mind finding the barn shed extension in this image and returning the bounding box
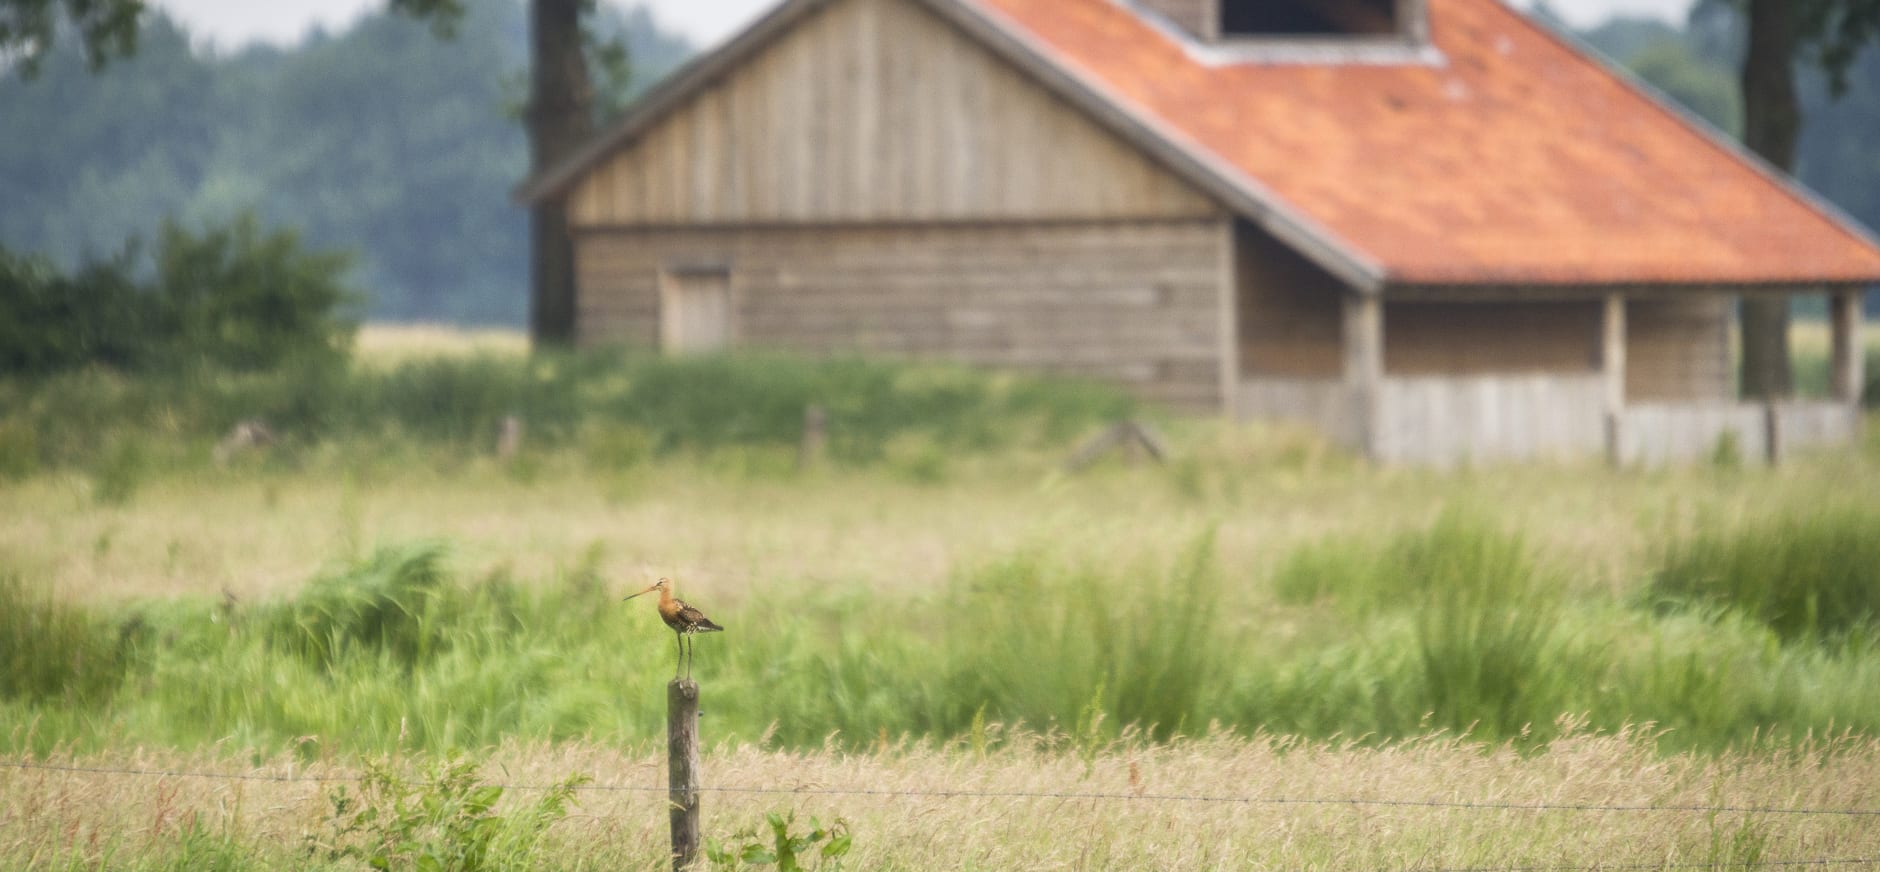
[519,0,1880,464]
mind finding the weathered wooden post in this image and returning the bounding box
[667,678,702,870]
[1602,293,1627,466]
[799,404,827,469]
[668,678,701,869]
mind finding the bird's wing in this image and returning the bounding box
[675,600,724,632]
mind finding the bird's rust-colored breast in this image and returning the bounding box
[661,598,723,633]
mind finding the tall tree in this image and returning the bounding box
[526,0,592,346]
[1733,0,1880,398]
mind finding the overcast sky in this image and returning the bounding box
[149,0,1698,52]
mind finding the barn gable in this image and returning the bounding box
[565,0,1219,227]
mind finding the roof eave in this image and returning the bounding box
[1514,7,1880,258]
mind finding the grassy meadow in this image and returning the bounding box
[3,324,1880,869]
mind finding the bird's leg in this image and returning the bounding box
[673,632,684,680]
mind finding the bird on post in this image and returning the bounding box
[624,577,724,680]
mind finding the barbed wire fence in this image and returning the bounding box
[6,758,1880,871]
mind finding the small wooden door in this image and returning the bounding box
[659,266,732,353]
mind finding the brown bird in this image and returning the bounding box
[624,577,724,679]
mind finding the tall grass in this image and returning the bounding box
[0,351,1134,481]
[7,505,1880,758]
[0,573,132,706]
[1651,505,1880,643]
[1264,512,1570,744]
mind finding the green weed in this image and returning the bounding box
[313,756,588,872]
[708,811,853,872]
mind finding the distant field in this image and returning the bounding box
[3,327,1879,870]
[353,322,528,363]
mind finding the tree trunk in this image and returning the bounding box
[1738,0,1799,399]
[527,0,593,347]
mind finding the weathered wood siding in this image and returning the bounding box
[1241,373,1607,464]
[1625,297,1731,401]
[1384,301,1599,375]
[1235,222,1345,378]
[1237,377,1358,444]
[1618,401,1856,466]
[567,0,1217,227]
[575,220,1232,408]
[1375,374,1606,464]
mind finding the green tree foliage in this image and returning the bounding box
[0,214,356,376]
[1581,16,1743,134]
[0,0,142,75]
[0,0,689,325]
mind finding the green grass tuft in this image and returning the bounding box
[1651,504,1880,644]
[0,573,133,705]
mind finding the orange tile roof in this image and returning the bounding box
[966,0,1880,287]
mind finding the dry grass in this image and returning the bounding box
[351,323,527,366]
[2,429,1868,607]
[5,724,1878,869]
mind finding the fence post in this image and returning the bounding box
[668,678,701,870]
[1762,400,1783,466]
[799,404,827,469]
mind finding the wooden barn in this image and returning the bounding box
[518,0,1880,464]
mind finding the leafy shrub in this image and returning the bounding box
[149,214,356,372]
[316,756,588,872]
[0,213,355,378]
[708,811,853,871]
[1652,505,1880,644]
[0,247,153,375]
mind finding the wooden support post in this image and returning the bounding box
[1764,400,1783,466]
[668,679,701,870]
[799,404,827,470]
[1602,293,1627,465]
[1343,292,1383,459]
[1831,290,1866,405]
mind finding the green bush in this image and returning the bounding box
[1651,505,1880,644]
[0,213,355,378]
[149,214,356,372]
[0,247,153,374]
[316,757,588,872]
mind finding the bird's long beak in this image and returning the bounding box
[623,585,658,601]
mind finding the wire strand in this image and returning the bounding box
[7,759,1879,818]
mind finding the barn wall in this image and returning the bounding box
[1625,297,1731,401]
[1384,301,1600,375]
[1235,222,1346,378]
[574,219,1232,409]
[567,0,1217,227]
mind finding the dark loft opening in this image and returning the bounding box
[1220,0,1400,37]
